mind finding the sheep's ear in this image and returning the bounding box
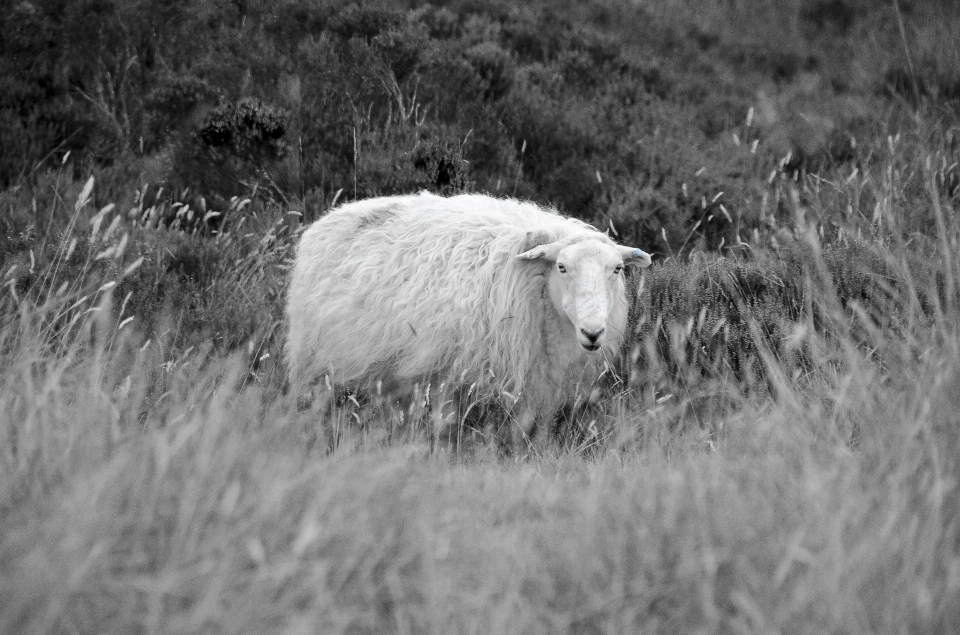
[617,245,652,268]
[516,230,563,262]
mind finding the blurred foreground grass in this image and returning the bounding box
[1,338,958,633]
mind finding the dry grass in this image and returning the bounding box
[2,160,960,634]
[4,1,960,632]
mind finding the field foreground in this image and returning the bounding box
[1,283,959,634]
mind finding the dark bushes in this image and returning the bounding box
[171,98,289,212]
[2,0,942,253]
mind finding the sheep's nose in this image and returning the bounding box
[580,327,604,344]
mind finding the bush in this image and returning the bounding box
[143,74,223,153]
[172,98,289,209]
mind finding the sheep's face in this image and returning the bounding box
[518,236,651,352]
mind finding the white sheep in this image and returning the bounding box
[285,192,651,446]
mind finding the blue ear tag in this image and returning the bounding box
[632,248,645,258]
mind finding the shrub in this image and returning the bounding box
[198,99,287,164]
[464,41,515,101]
[143,74,223,153]
[172,98,289,210]
[411,138,471,192]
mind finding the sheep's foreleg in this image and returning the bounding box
[511,407,538,452]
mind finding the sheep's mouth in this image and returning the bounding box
[581,342,601,352]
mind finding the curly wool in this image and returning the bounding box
[285,192,630,428]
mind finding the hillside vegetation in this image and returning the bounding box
[2,0,960,633]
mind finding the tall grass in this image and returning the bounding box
[3,0,960,630]
[2,130,960,634]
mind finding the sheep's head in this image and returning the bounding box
[517,231,651,352]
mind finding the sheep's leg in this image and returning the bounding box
[296,384,334,453]
[289,366,346,449]
[511,389,563,453]
[287,364,311,412]
[429,381,461,450]
[511,408,538,452]
[445,386,465,447]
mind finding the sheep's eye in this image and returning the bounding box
[557,263,567,273]
[614,265,623,275]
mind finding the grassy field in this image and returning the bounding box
[2,164,960,634]
[3,0,960,633]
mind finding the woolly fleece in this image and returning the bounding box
[285,192,641,438]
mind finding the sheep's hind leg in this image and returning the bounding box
[289,382,336,453]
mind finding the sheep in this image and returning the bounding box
[285,191,651,446]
